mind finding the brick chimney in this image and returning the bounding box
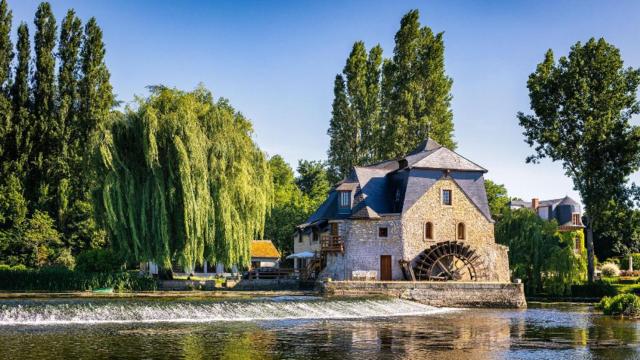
[531,198,539,210]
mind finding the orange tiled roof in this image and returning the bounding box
[251,240,280,259]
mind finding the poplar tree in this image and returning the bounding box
[327,74,354,179]
[379,9,454,158]
[327,42,383,179]
[58,9,82,164]
[0,0,12,168]
[10,23,29,173]
[31,2,57,209]
[328,10,455,178]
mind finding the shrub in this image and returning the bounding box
[597,294,640,317]
[571,280,618,298]
[601,262,620,277]
[76,248,125,273]
[0,267,157,292]
[620,253,640,271]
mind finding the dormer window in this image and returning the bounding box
[339,191,351,209]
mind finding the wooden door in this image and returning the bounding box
[380,255,392,281]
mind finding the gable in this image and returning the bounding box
[403,175,493,223]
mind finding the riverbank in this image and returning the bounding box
[0,289,318,300]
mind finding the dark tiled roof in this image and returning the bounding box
[299,138,493,226]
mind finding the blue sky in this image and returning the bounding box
[8,1,640,203]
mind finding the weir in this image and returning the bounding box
[0,297,454,326]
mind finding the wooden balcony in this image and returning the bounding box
[321,235,344,253]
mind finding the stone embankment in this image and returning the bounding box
[321,281,527,308]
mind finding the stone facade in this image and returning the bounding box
[321,177,510,282]
[323,216,404,280]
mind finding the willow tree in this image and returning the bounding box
[94,87,273,270]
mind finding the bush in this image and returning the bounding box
[601,262,620,277]
[0,267,157,292]
[76,248,125,273]
[597,294,640,317]
[571,280,618,298]
[620,253,640,271]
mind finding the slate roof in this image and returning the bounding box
[298,139,494,228]
[251,240,280,259]
[511,196,581,213]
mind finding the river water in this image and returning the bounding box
[0,296,638,359]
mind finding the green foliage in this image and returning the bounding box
[328,9,454,179]
[0,2,113,268]
[571,280,618,298]
[484,179,509,221]
[296,159,330,208]
[496,208,586,296]
[597,294,640,317]
[518,38,640,267]
[75,248,124,273]
[0,267,157,292]
[620,253,640,270]
[94,86,273,270]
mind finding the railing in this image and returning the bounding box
[246,267,294,280]
[321,235,344,253]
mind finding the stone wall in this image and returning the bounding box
[322,280,526,308]
[322,216,404,281]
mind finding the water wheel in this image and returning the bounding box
[413,241,484,281]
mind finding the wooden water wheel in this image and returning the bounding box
[413,241,484,281]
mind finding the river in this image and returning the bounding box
[0,296,638,359]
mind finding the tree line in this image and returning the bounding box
[0,1,112,268]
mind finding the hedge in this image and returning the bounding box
[570,280,618,298]
[0,267,157,292]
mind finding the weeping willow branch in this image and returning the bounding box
[94,86,273,269]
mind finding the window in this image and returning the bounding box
[312,230,319,242]
[298,233,302,243]
[442,189,452,205]
[378,227,388,238]
[572,213,581,225]
[339,191,351,209]
[425,222,433,240]
[457,223,465,240]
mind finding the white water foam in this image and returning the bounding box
[0,298,455,326]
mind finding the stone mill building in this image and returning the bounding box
[293,139,511,282]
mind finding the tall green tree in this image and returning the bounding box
[379,9,455,158]
[58,9,82,165]
[327,74,353,180]
[328,10,455,180]
[31,1,57,210]
[517,38,640,282]
[328,42,383,180]
[9,23,30,174]
[0,0,12,168]
[94,86,273,271]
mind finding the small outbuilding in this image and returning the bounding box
[250,240,281,269]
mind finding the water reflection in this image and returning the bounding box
[0,302,638,359]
